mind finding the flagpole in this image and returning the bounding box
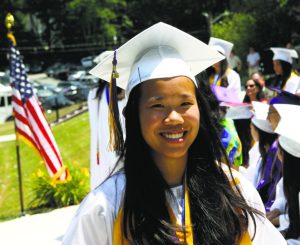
[6,12,25,217]
[14,120,25,216]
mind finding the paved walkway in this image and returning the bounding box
[0,134,15,143]
[0,205,78,245]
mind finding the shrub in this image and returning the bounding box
[30,161,89,209]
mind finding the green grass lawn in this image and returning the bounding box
[0,108,90,221]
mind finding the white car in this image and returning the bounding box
[0,85,13,124]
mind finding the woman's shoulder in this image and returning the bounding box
[76,171,126,218]
[221,163,265,211]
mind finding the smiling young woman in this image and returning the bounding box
[62,22,286,245]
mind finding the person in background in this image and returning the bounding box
[277,136,300,244]
[228,50,242,74]
[266,91,300,233]
[88,51,126,190]
[247,46,261,76]
[251,72,266,90]
[208,37,241,97]
[243,78,267,103]
[271,47,300,95]
[247,115,282,211]
[62,22,285,245]
[208,84,243,167]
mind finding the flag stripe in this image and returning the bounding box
[23,105,59,175]
[26,97,63,166]
[17,127,39,150]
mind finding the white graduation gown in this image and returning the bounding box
[284,75,300,94]
[62,166,286,245]
[88,87,126,190]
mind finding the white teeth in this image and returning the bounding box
[162,132,184,139]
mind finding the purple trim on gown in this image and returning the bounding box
[256,140,282,211]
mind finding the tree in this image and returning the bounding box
[212,12,256,60]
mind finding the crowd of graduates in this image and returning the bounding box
[206,37,300,244]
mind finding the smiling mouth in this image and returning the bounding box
[161,132,186,139]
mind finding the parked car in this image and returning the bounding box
[68,70,86,81]
[41,92,74,110]
[56,81,90,102]
[0,85,13,123]
[81,56,95,68]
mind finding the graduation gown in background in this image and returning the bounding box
[88,87,126,190]
[62,165,286,245]
[210,68,242,98]
[283,72,300,94]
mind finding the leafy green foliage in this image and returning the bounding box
[29,161,89,208]
[212,12,256,59]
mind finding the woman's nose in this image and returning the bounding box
[164,110,184,125]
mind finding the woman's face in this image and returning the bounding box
[245,79,258,98]
[267,105,281,130]
[138,76,200,161]
[212,62,221,74]
[273,60,283,75]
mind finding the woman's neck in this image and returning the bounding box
[152,154,187,187]
[249,94,257,101]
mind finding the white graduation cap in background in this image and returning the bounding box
[251,115,274,134]
[251,101,274,133]
[209,37,234,60]
[225,103,253,119]
[273,104,300,144]
[252,101,269,120]
[271,47,298,64]
[279,136,300,158]
[90,22,225,96]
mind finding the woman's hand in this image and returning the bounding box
[266,209,281,227]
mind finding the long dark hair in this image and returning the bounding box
[280,146,300,239]
[217,58,229,87]
[243,79,266,103]
[208,59,229,87]
[253,124,277,178]
[121,81,261,244]
[274,60,292,89]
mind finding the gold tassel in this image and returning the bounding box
[108,50,124,154]
[7,31,16,46]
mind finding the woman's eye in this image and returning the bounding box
[151,104,164,108]
[181,102,192,106]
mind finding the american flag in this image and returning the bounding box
[9,44,69,182]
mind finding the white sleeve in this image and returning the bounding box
[227,69,241,93]
[229,169,287,244]
[270,178,287,213]
[284,76,300,94]
[287,237,300,245]
[62,174,125,245]
[62,192,114,245]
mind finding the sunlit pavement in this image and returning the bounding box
[0,205,78,245]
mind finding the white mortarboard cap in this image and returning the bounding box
[273,104,300,144]
[89,22,224,96]
[252,101,269,120]
[93,50,114,64]
[209,37,234,60]
[225,104,253,119]
[271,47,298,64]
[279,136,300,158]
[251,115,274,134]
